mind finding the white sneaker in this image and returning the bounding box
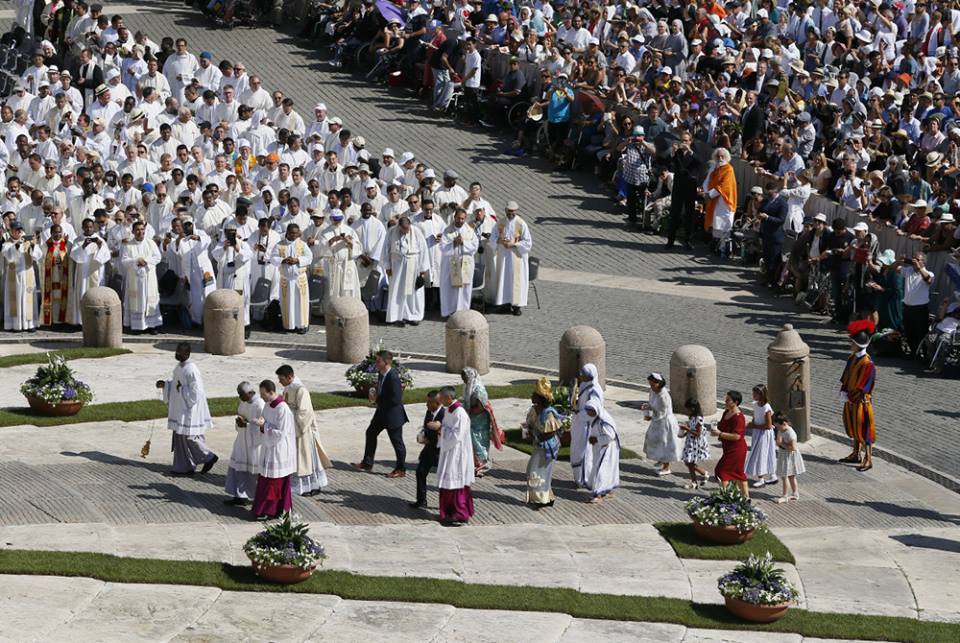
[657,468,672,476]
[751,479,766,488]
[767,476,778,484]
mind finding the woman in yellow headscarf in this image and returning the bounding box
[523,377,564,508]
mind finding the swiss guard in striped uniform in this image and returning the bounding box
[839,320,877,472]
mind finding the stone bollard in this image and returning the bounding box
[325,296,370,364]
[203,289,245,356]
[445,310,490,375]
[559,325,606,389]
[669,345,717,415]
[80,287,122,348]
[767,324,811,441]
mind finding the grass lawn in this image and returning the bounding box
[0,384,537,428]
[0,347,131,368]
[0,549,951,642]
[503,428,641,460]
[654,522,795,564]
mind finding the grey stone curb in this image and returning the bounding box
[5,333,958,494]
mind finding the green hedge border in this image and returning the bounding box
[655,522,796,564]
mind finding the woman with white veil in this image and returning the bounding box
[585,398,620,503]
[570,363,603,489]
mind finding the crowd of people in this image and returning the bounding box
[1,1,537,340]
[299,0,960,367]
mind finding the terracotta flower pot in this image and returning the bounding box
[25,395,83,417]
[724,596,790,623]
[692,519,755,545]
[250,559,315,584]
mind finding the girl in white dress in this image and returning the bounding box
[642,373,682,476]
[679,398,710,489]
[744,384,778,488]
[774,412,805,503]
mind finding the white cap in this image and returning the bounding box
[382,147,395,158]
[814,213,828,223]
[660,66,672,75]
[328,116,343,125]
[314,102,327,111]
[106,68,120,80]
[505,200,519,211]
[399,151,414,164]
[756,8,768,18]
[364,179,377,189]
[853,222,869,232]
[423,169,436,178]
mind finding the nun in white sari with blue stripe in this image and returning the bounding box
[570,363,603,489]
[585,399,620,502]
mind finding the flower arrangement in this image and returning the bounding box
[718,552,798,606]
[686,484,766,533]
[552,384,573,433]
[243,513,326,571]
[344,339,414,393]
[20,354,94,405]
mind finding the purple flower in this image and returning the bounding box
[62,386,77,400]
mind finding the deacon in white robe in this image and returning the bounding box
[489,204,533,313]
[269,223,312,332]
[2,226,42,331]
[381,217,430,325]
[471,206,498,304]
[224,381,264,504]
[252,380,297,519]
[436,387,476,525]
[439,208,479,317]
[277,366,332,497]
[412,207,446,289]
[120,224,163,331]
[210,225,254,328]
[157,343,217,475]
[320,210,361,301]
[352,203,387,311]
[67,223,111,325]
[585,399,621,501]
[302,212,328,313]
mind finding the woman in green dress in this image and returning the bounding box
[461,367,502,477]
[523,377,564,508]
[874,249,904,332]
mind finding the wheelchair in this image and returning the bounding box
[918,317,960,374]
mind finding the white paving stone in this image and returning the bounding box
[797,562,917,618]
[44,582,221,641]
[683,629,802,643]
[172,591,341,642]
[306,600,456,642]
[0,575,104,643]
[559,618,686,642]
[433,609,572,643]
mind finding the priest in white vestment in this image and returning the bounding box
[412,202,446,310]
[320,209,361,301]
[352,202,387,312]
[210,223,254,331]
[157,343,217,475]
[276,365,332,497]
[269,223,312,333]
[252,379,297,520]
[471,205,498,304]
[67,220,111,325]
[302,211,328,313]
[247,218,281,321]
[436,387,476,525]
[381,216,430,325]
[439,208,479,317]
[175,221,216,326]
[120,222,163,332]
[224,381,264,506]
[2,223,42,331]
[489,201,533,315]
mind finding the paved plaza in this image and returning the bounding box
[2,3,959,640]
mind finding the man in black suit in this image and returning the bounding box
[740,90,765,147]
[758,182,788,286]
[666,130,702,249]
[73,47,104,112]
[353,350,409,477]
[409,390,444,509]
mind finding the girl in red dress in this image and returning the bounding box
[711,390,749,499]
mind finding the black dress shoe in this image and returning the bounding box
[511,306,522,316]
[223,497,249,506]
[408,320,419,326]
[200,455,219,474]
[408,501,426,509]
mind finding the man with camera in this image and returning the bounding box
[2,221,43,332]
[211,222,254,337]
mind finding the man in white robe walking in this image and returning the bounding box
[489,201,533,316]
[439,207,479,317]
[276,364,331,497]
[436,386,476,526]
[120,222,163,332]
[252,378,297,520]
[156,343,217,476]
[381,216,430,326]
[224,381,264,506]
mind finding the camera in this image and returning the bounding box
[225,229,237,244]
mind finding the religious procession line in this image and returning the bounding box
[0,549,953,643]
